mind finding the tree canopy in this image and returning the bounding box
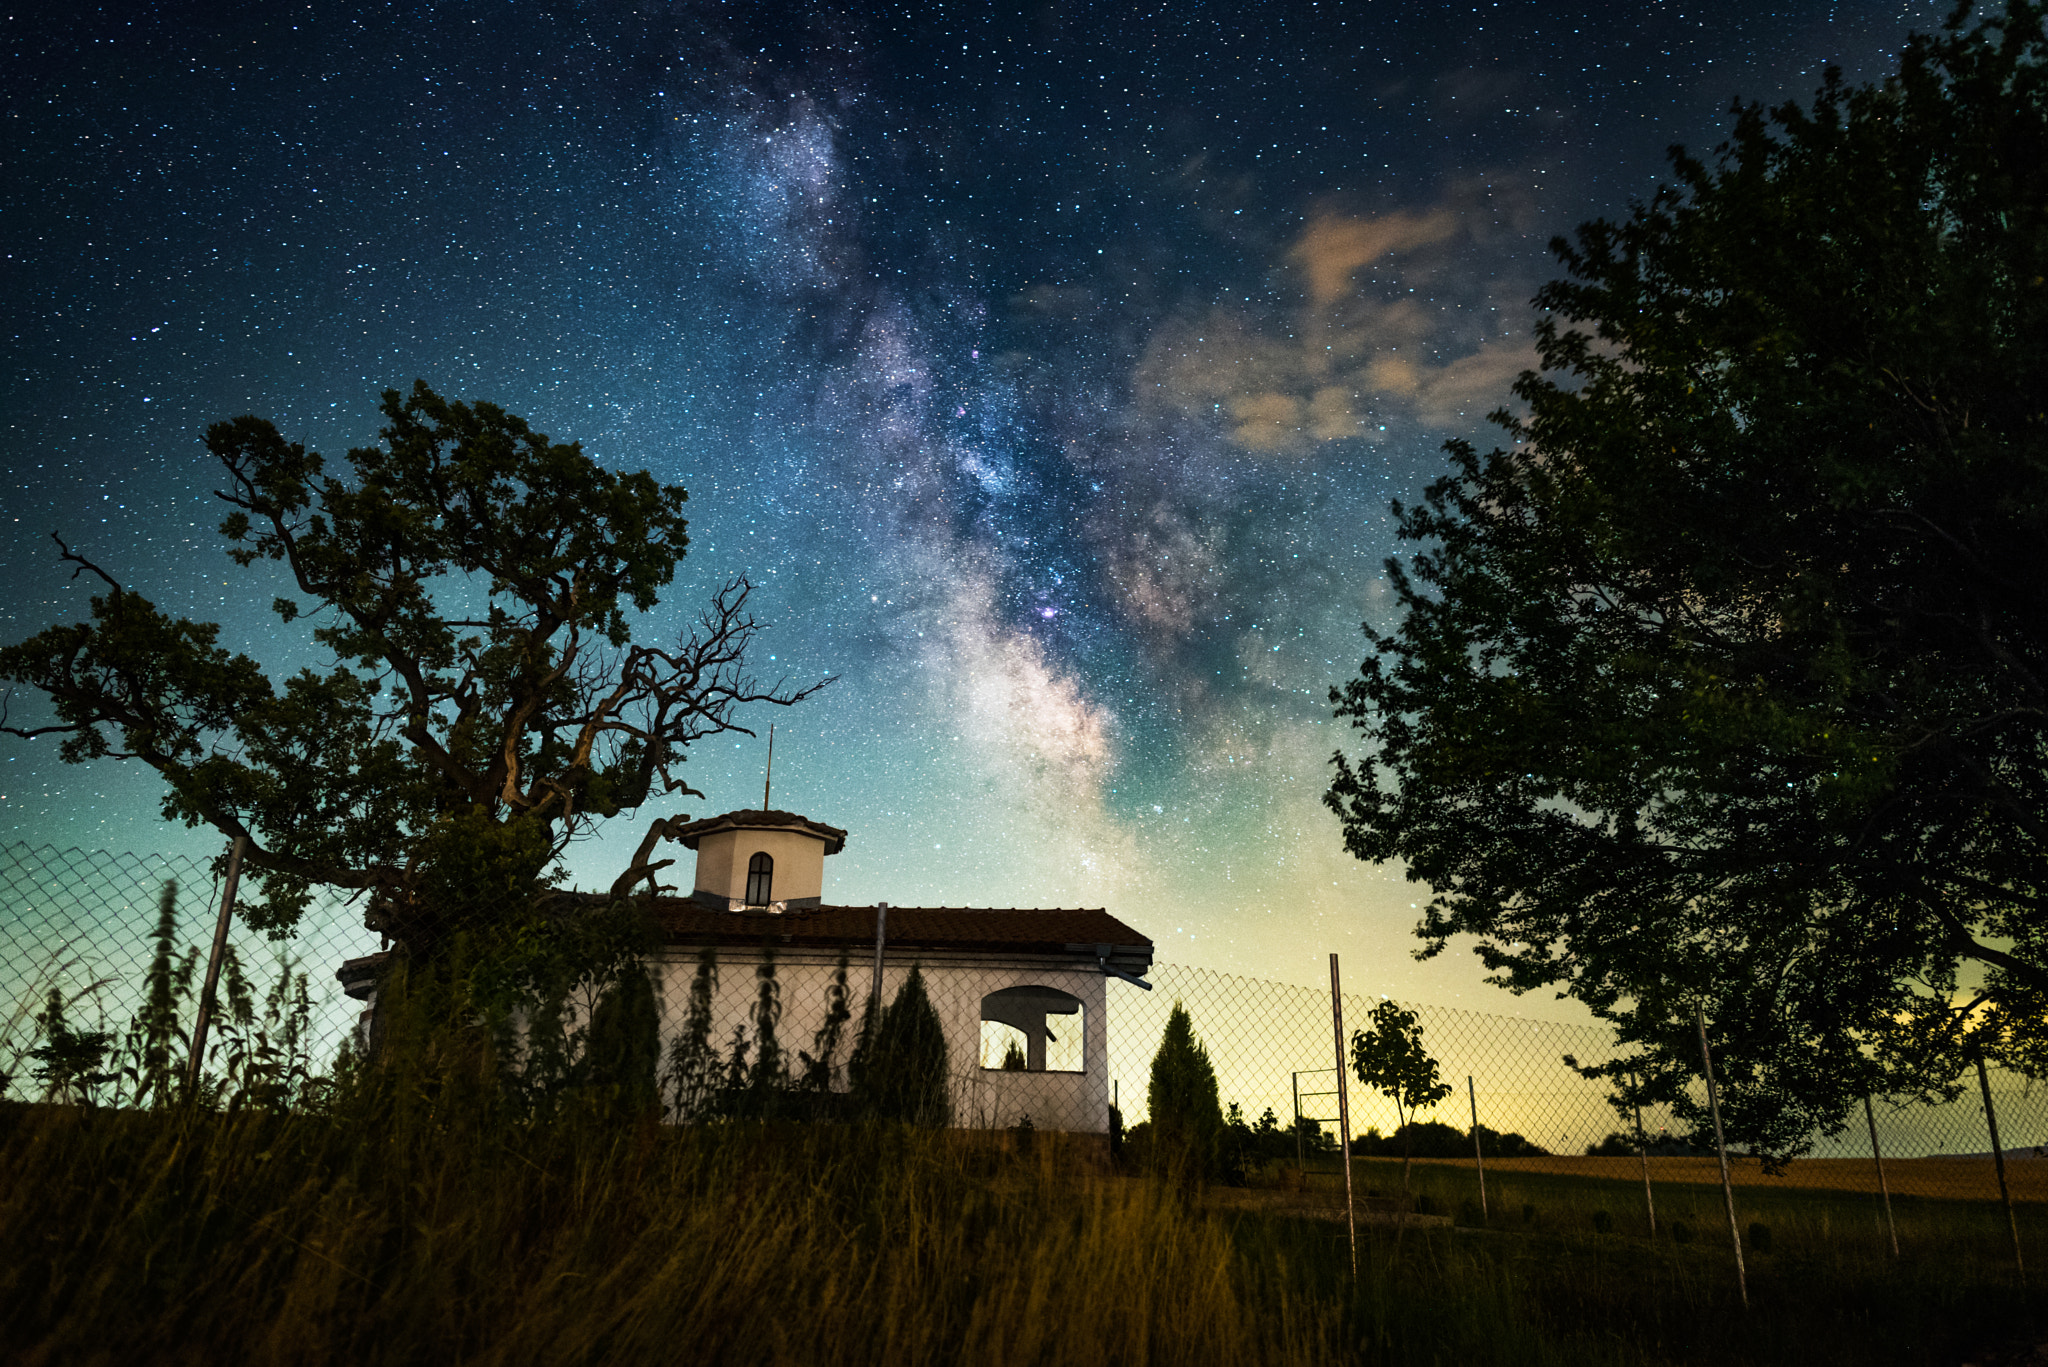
[1,383,824,949]
[1326,2,2048,1159]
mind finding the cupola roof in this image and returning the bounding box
[666,808,848,855]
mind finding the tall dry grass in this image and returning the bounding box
[9,1093,2041,1367]
[0,1097,1372,1367]
[3,976,2039,1367]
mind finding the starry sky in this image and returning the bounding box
[1,0,1943,1012]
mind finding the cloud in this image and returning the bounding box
[1289,209,1460,306]
[1129,192,1538,454]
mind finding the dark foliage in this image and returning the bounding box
[851,965,951,1126]
[1146,1001,1224,1183]
[0,383,825,955]
[1351,1121,1549,1159]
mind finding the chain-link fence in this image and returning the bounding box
[4,841,2042,1247]
[1110,963,2047,1211]
[0,843,380,1103]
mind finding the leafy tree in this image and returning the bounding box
[1471,1123,1549,1159]
[1348,1001,1452,1188]
[1586,1132,1641,1158]
[1146,1001,1223,1183]
[1352,1122,1549,1159]
[1327,1,2048,1161]
[1290,1113,1338,1159]
[1251,1104,1287,1161]
[579,964,662,1117]
[0,382,825,954]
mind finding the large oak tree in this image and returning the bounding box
[1327,3,2048,1158]
[1,383,824,952]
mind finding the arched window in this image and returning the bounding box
[745,851,774,905]
[980,985,1083,1072]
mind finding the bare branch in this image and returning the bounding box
[51,533,125,593]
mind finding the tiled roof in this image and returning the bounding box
[333,902,1153,996]
[646,900,1152,961]
[666,808,849,854]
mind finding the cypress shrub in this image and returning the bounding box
[1147,1001,1223,1183]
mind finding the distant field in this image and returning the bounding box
[1400,1153,2048,1202]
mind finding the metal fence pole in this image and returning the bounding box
[1468,1074,1487,1221]
[185,836,247,1094]
[1863,1093,1898,1257]
[1695,1003,1749,1309]
[1329,954,1357,1279]
[1976,1055,2025,1277]
[1292,1071,1305,1172]
[1633,1083,1657,1237]
[869,902,889,1013]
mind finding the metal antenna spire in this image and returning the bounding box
[763,723,774,810]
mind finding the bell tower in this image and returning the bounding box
[670,809,847,912]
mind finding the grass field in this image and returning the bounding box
[4,1094,2043,1367]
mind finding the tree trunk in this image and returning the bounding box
[1398,1097,1412,1191]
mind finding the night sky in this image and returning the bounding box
[1,0,1939,1010]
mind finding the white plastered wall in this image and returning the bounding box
[650,946,1112,1133]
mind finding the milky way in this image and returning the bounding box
[0,0,1940,1009]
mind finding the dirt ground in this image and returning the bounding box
[1390,1153,2048,1203]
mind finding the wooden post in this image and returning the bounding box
[186,836,247,1094]
[1695,1004,1749,1309]
[1633,1081,1657,1237]
[1863,1094,1898,1257]
[1976,1056,2025,1277]
[1468,1075,1487,1221]
[1329,954,1358,1279]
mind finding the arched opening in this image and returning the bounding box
[745,851,773,905]
[979,985,1083,1072]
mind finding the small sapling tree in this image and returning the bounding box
[1349,1000,1452,1190]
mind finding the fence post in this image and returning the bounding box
[1329,954,1358,1279]
[1633,1081,1657,1237]
[1976,1056,2025,1278]
[1468,1074,1487,1222]
[1292,1071,1305,1172]
[1694,1003,1749,1309]
[869,902,889,1013]
[185,835,247,1095]
[1863,1094,1898,1257]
